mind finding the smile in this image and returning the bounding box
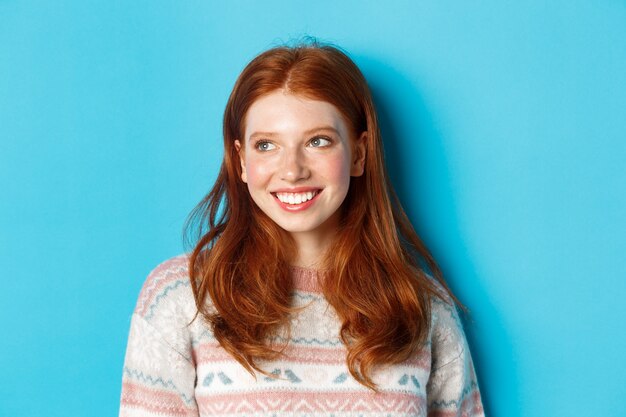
[275,190,318,205]
[271,189,322,211]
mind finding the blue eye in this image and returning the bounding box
[255,141,276,151]
[309,137,332,148]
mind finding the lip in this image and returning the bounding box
[270,186,321,193]
[271,188,322,212]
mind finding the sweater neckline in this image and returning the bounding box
[289,265,323,293]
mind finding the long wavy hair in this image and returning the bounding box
[185,42,455,390]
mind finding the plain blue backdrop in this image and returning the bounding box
[1,1,625,416]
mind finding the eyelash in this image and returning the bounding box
[308,136,332,147]
[254,140,275,152]
[253,136,333,152]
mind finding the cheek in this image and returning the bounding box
[320,153,352,186]
[244,157,271,186]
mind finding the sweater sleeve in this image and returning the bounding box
[426,299,484,417]
[119,256,199,417]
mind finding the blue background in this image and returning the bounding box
[1,1,625,416]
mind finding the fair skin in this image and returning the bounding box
[235,90,366,268]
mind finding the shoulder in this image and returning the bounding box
[426,278,468,371]
[123,254,199,377]
[133,254,196,325]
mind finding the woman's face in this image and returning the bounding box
[235,90,366,244]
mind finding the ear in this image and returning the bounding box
[350,131,367,177]
[234,140,247,183]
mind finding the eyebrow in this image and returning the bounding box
[248,126,341,140]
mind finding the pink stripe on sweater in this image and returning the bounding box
[121,381,196,416]
[196,390,425,415]
[194,342,431,369]
[194,342,348,365]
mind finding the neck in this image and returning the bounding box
[289,228,337,268]
[287,209,341,268]
[290,235,328,268]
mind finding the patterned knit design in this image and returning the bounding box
[120,255,484,417]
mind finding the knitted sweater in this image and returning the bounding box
[120,255,484,417]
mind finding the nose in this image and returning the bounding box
[280,147,310,182]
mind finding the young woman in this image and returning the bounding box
[120,42,484,417]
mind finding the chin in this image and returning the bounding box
[274,222,323,234]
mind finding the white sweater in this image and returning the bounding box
[120,254,484,417]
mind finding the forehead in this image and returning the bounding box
[243,90,350,139]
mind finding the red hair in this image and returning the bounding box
[185,42,455,389]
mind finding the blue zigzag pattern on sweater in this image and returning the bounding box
[123,367,194,404]
[291,292,320,302]
[428,380,480,408]
[269,335,342,346]
[144,279,190,320]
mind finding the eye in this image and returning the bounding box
[254,140,276,152]
[308,136,332,148]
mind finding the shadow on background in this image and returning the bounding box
[358,54,519,416]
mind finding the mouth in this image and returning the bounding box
[271,189,322,211]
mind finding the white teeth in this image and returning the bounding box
[275,191,318,205]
